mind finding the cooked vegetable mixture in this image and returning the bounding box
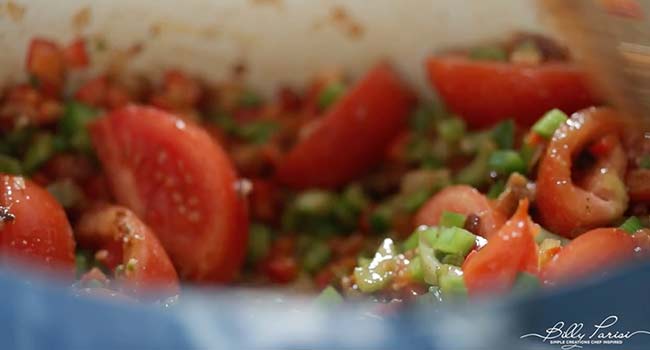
[1,34,649,303]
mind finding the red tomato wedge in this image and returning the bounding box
[425,56,598,128]
[75,76,109,107]
[536,108,628,238]
[414,185,506,238]
[26,38,65,96]
[63,38,90,68]
[463,200,538,296]
[0,175,75,278]
[89,105,248,282]
[76,205,179,297]
[276,63,416,188]
[541,228,636,286]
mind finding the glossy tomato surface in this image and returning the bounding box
[90,105,248,282]
[426,56,598,128]
[463,200,538,296]
[542,228,636,286]
[415,185,505,238]
[276,63,416,188]
[0,175,75,278]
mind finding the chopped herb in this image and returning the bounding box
[401,190,432,213]
[2,126,35,156]
[402,230,420,252]
[353,238,397,293]
[532,109,568,139]
[437,265,467,299]
[408,256,424,282]
[469,46,508,61]
[75,251,89,278]
[406,136,437,166]
[433,227,477,258]
[238,90,263,108]
[639,155,650,169]
[440,254,464,266]
[488,150,526,175]
[487,180,506,199]
[126,258,138,272]
[491,119,515,149]
[28,74,41,88]
[409,101,447,133]
[420,227,439,246]
[302,240,331,273]
[0,155,22,175]
[340,184,368,213]
[23,133,55,173]
[247,223,272,263]
[418,227,442,285]
[317,82,346,110]
[455,140,495,186]
[294,190,337,216]
[315,286,343,305]
[620,216,643,234]
[535,228,571,245]
[510,40,543,65]
[415,286,444,305]
[58,101,100,154]
[437,117,466,143]
[520,143,542,172]
[439,211,467,228]
[511,272,540,294]
[237,120,279,144]
[209,113,238,134]
[47,179,84,208]
[369,205,393,234]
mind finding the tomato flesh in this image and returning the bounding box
[276,63,416,188]
[536,108,628,238]
[76,205,179,296]
[26,38,65,96]
[64,38,89,68]
[0,175,75,278]
[426,56,598,128]
[414,185,506,238]
[462,200,538,296]
[541,228,636,286]
[90,105,248,282]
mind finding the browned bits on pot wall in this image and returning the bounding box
[72,6,91,31]
[330,6,364,39]
[2,1,26,21]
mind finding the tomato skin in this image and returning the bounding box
[0,175,75,279]
[150,70,202,111]
[541,228,636,286]
[462,200,538,296]
[75,76,109,107]
[276,63,416,188]
[262,255,298,284]
[76,205,179,296]
[26,38,65,96]
[536,108,628,238]
[75,76,133,109]
[89,105,248,282]
[414,185,506,238]
[249,178,280,224]
[1,84,62,126]
[63,38,89,68]
[426,56,598,128]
